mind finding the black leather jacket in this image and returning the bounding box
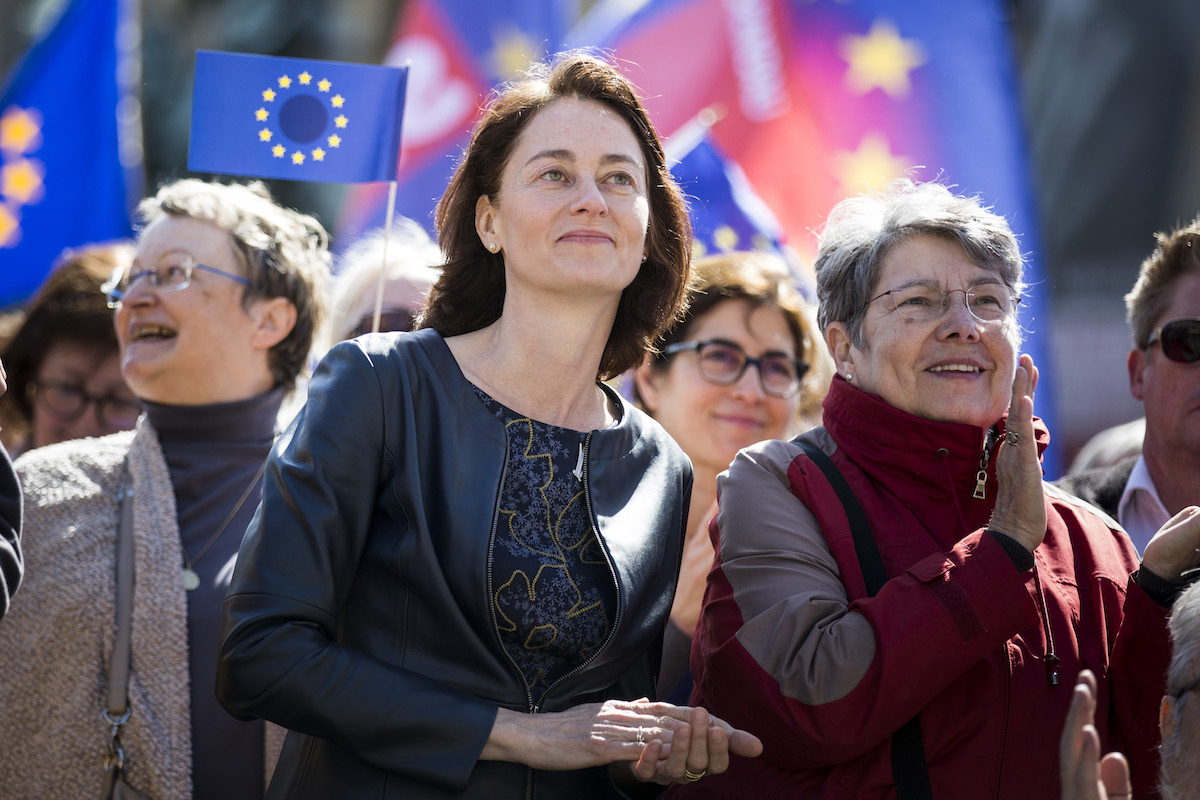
[218,329,692,799]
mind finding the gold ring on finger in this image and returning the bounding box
[1005,430,1019,446]
[683,768,707,782]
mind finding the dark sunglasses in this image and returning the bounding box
[1146,318,1200,365]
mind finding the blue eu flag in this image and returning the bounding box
[189,51,408,184]
[0,0,141,309]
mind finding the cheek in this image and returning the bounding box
[763,397,800,439]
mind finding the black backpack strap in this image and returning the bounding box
[796,439,934,800]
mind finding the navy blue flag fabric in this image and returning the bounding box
[189,50,408,184]
[0,0,141,309]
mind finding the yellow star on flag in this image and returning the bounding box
[0,205,20,248]
[331,95,345,109]
[258,128,272,142]
[713,225,740,253]
[2,158,46,205]
[835,133,910,194]
[262,88,276,102]
[272,144,286,158]
[278,75,292,89]
[840,19,926,98]
[327,134,341,148]
[318,79,331,92]
[255,108,269,121]
[291,151,305,165]
[0,107,43,155]
[312,148,326,161]
[334,115,348,129]
[299,72,312,85]
[489,28,542,79]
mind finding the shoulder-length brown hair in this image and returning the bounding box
[422,50,692,380]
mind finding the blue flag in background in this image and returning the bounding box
[189,51,408,184]
[666,120,804,291]
[0,0,141,309]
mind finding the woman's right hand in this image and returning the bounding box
[481,699,762,780]
[989,353,1047,553]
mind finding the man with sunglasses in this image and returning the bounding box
[1058,218,1200,555]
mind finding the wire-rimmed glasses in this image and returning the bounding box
[103,254,251,309]
[867,282,1020,324]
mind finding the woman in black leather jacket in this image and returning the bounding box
[217,51,762,799]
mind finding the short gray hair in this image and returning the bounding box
[813,179,1025,349]
[137,179,331,393]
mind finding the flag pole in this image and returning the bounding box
[371,180,399,333]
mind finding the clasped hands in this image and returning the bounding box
[484,697,763,785]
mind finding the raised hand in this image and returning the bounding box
[989,353,1047,552]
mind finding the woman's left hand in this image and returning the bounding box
[629,703,764,786]
[989,353,1046,553]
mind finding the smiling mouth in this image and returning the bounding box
[928,364,982,373]
[131,325,176,342]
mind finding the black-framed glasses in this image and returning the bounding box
[103,254,251,309]
[661,339,808,398]
[1146,318,1200,365]
[867,282,1020,324]
[350,308,417,337]
[27,380,141,428]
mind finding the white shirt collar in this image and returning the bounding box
[1117,455,1171,554]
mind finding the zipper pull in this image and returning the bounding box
[572,443,585,482]
[973,469,988,500]
[973,427,997,500]
[1045,653,1060,686]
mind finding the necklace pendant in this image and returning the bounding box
[182,567,201,591]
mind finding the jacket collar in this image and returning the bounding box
[821,376,1049,542]
[413,326,648,461]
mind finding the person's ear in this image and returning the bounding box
[1128,348,1147,401]
[248,297,297,350]
[476,195,501,252]
[632,359,662,414]
[826,321,858,380]
[1161,695,1177,740]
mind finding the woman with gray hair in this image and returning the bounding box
[675,180,1200,799]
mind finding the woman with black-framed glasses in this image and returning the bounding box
[632,250,831,704]
[0,242,139,457]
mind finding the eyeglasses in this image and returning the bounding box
[103,254,251,308]
[27,380,141,428]
[867,283,1021,324]
[349,308,417,338]
[1146,318,1200,365]
[661,340,809,398]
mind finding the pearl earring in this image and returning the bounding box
[641,253,648,262]
[487,242,498,253]
[845,372,853,381]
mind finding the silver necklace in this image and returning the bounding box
[181,455,270,591]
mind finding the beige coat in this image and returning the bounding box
[0,420,281,799]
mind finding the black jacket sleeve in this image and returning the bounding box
[0,445,21,619]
